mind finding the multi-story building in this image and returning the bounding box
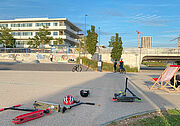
[0,18,82,48]
[141,36,152,48]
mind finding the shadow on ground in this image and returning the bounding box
[0,72,178,126]
[0,63,92,71]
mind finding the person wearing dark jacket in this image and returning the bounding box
[114,59,117,72]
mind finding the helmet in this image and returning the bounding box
[63,95,74,105]
[80,90,90,97]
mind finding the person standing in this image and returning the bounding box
[119,58,124,72]
[50,54,53,62]
[114,59,117,72]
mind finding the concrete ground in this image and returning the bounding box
[0,71,179,126]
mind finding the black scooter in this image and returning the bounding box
[112,78,141,102]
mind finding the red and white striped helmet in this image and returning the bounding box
[63,95,74,105]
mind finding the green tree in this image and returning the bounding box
[86,25,98,56]
[53,37,63,45]
[27,36,41,49]
[27,26,53,52]
[75,38,85,52]
[8,38,16,48]
[108,36,115,47]
[0,27,16,52]
[109,33,123,60]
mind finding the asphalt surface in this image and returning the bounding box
[0,71,179,126]
[0,62,92,71]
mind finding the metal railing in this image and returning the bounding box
[123,48,180,54]
[0,47,80,53]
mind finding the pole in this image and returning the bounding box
[84,14,88,54]
[77,33,83,72]
[138,33,139,48]
[97,27,102,72]
[99,27,100,54]
[78,35,81,72]
[139,47,142,71]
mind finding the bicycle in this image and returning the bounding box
[72,64,82,72]
[119,68,126,74]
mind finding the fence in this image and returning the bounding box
[0,47,80,54]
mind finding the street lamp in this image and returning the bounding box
[97,27,102,72]
[77,33,84,72]
[98,27,101,61]
[84,14,88,53]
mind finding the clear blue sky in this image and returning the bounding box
[0,0,180,48]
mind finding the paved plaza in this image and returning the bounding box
[0,71,179,126]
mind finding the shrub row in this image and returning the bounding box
[77,57,138,72]
[142,62,167,67]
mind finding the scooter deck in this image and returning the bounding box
[12,109,51,124]
[33,101,61,112]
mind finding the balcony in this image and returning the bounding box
[66,26,77,34]
[66,36,79,43]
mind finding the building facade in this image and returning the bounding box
[141,36,152,48]
[0,18,81,48]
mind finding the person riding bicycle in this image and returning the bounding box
[119,58,124,72]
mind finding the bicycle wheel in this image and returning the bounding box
[77,66,82,72]
[123,68,126,74]
[72,66,77,72]
[119,69,122,74]
[123,70,126,74]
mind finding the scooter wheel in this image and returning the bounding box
[112,98,117,102]
[45,108,51,115]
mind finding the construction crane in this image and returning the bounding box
[170,34,180,48]
[136,30,144,48]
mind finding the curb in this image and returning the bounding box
[100,108,173,126]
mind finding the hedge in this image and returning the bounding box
[77,57,138,72]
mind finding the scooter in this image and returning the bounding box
[112,78,142,102]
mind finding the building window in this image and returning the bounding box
[47,23,50,26]
[22,32,33,36]
[35,23,51,27]
[0,24,8,27]
[16,41,24,45]
[11,32,15,36]
[53,22,58,26]
[11,32,33,36]
[10,23,32,27]
[17,32,21,36]
[53,32,58,36]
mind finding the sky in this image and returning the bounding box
[0,0,180,48]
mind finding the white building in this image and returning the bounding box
[0,18,82,48]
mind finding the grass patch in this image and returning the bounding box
[142,62,167,67]
[77,57,138,72]
[108,109,180,126]
[132,109,180,126]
